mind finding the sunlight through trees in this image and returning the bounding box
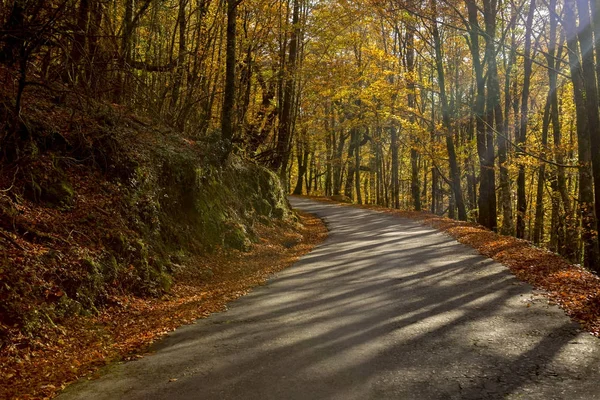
[3,0,600,269]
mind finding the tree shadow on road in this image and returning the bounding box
[68,201,600,400]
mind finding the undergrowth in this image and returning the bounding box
[0,79,290,352]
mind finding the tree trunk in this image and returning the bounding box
[564,0,599,269]
[516,0,536,239]
[480,0,500,231]
[67,0,90,85]
[273,0,300,176]
[0,1,25,65]
[333,129,346,195]
[406,23,421,211]
[86,0,103,91]
[499,111,513,235]
[391,125,399,208]
[500,3,516,235]
[533,98,551,244]
[345,129,357,199]
[576,0,600,273]
[307,151,315,194]
[170,0,188,116]
[548,0,577,259]
[325,106,333,196]
[355,128,362,204]
[220,0,238,162]
[293,141,308,195]
[432,2,466,220]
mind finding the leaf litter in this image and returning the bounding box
[0,211,327,400]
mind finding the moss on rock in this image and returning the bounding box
[2,103,292,335]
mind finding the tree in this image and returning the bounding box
[431,0,467,220]
[5,0,600,271]
[221,0,239,162]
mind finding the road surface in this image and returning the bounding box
[59,197,600,399]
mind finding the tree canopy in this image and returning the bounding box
[3,0,600,270]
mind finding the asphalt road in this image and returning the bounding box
[59,197,600,399]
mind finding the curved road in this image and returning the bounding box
[60,197,600,399]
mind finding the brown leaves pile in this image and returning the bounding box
[307,195,600,337]
[0,212,327,400]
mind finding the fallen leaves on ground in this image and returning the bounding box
[0,211,327,400]
[303,195,600,337]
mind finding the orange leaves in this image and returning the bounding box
[0,212,327,400]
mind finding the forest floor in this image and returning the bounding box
[302,195,600,338]
[0,211,327,400]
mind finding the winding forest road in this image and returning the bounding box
[60,197,600,399]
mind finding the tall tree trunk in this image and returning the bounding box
[170,0,188,117]
[547,0,576,259]
[406,23,421,211]
[466,0,491,228]
[430,70,438,214]
[273,0,300,179]
[376,126,384,205]
[577,0,600,273]
[220,0,238,162]
[86,0,103,90]
[564,0,599,269]
[119,0,152,103]
[333,130,346,195]
[344,129,356,199]
[355,128,362,204]
[307,151,315,194]
[0,1,25,65]
[516,0,536,239]
[391,125,399,208]
[293,140,308,195]
[481,0,502,232]
[432,1,466,220]
[533,98,551,244]
[68,0,90,85]
[325,105,333,196]
[500,2,516,235]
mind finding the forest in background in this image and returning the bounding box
[2,0,600,272]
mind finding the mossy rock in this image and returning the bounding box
[0,195,18,218]
[54,295,83,319]
[107,231,128,254]
[253,198,273,216]
[22,159,77,208]
[28,177,76,209]
[77,258,105,308]
[157,272,173,292]
[272,205,286,219]
[99,253,119,282]
[223,222,251,251]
